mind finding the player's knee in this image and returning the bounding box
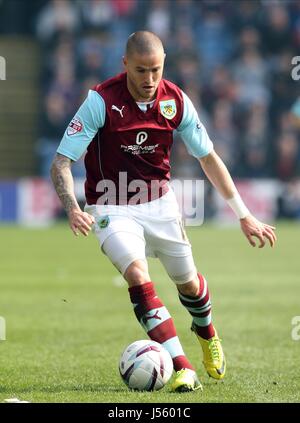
[168,267,197,287]
[124,260,150,286]
[177,279,199,297]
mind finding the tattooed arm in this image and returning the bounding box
[50,153,79,213]
[50,153,95,236]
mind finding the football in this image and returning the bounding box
[119,340,174,391]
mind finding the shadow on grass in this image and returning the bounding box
[0,383,127,394]
[0,379,227,399]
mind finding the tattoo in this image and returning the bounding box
[50,153,79,214]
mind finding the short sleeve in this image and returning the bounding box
[176,91,214,158]
[57,90,106,161]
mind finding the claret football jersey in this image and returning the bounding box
[57,72,213,205]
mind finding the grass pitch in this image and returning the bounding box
[0,222,299,403]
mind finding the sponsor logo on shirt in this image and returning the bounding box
[136,131,148,145]
[121,131,158,155]
[159,99,176,119]
[67,117,83,136]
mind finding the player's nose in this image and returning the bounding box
[146,73,154,84]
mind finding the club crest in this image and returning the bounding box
[98,216,110,229]
[159,99,177,120]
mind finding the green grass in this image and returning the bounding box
[0,222,299,403]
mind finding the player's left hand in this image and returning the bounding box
[240,214,277,248]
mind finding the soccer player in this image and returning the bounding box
[51,31,277,392]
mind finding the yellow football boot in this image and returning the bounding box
[171,368,203,392]
[192,324,226,380]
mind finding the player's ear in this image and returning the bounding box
[122,56,127,68]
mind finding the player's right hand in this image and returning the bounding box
[68,208,95,237]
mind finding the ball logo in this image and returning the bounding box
[136,131,148,145]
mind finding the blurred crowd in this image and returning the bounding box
[1,0,300,218]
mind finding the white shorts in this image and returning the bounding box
[84,189,197,284]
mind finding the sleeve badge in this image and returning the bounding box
[67,117,83,136]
